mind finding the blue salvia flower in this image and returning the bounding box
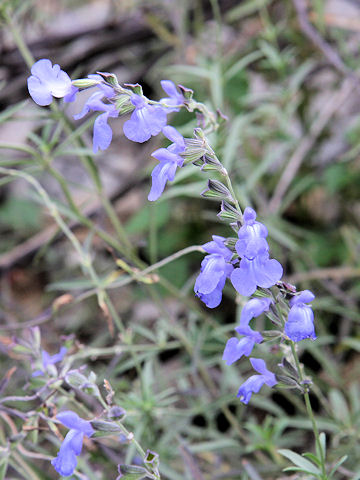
[284,290,316,341]
[51,411,94,477]
[160,80,184,112]
[32,346,67,377]
[194,236,233,308]
[230,207,283,296]
[222,298,272,365]
[235,207,269,260]
[148,126,185,201]
[27,59,77,106]
[123,94,168,143]
[74,78,118,153]
[237,358,277,404]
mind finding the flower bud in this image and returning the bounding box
[276,375,303,390]
[123,83,143,95]
[96,72,120,88]
[217,201,242,222]
[115,94,134,114]
[65,370,88,389]
[178,84,193,100]
[117,464,148,480]
[108,406,126,420]
[72,78,101,89]
[201,179,234,202]
[144,450,159,468]
[91,420,123,434]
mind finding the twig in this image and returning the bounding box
[286,266,360,284]
[0,178,143,271]
[178,439,205,480]
[268,75,357,213]
[291,0,350,76]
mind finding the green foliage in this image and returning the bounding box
[1,0,360,479]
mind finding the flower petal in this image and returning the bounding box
[93,112,113,153]
[148,160,178,201]
[239,297,272,328]
[51,430,82,477]
[57,411,94,436]
[194,255,226,295]
[223,337,255,365]
[27,75,53,106]
[230,263,257,297]
[237,375,265,404]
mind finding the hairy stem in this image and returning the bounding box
[290,342,327,478]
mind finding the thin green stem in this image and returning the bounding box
[74,245,204,301]
[5,10,132,256]
[96,395,147,460]
[43,160,86,219]
[209,0,223,59]
[149,203,158,265]
[52,104,135,255]
[290,342,327,479]
[69,341,181,361]
[3,9,35,68]
[5,11,211,334]
[0,167,106,319]
[100,193,135,255]
[223,169,242,214]
[0,143,38,156]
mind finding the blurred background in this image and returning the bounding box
[1,0,360,478]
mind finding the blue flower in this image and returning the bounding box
[237,358,277,404]
[222,298,272,365]
[51,411,94,477]
[238,297,273,328]
[230,207,283,296]
[148,126,185,201]
[235,207,269,260]
[194,236,233,309]
[284,290,316,342]
[74,85,118,153]
[202,235,233,261]
[123,94,168,143]
[42,346,67,368]
[32,346,67,377]
[160,80,184,112]
[223,335,261,366]
[231,253,283,297]
[27,59,76,106]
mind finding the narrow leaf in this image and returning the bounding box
[278,449,321,475]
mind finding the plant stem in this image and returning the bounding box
[223,169,242,214]
[3,9,35,69]
[5,10,134,256]
[290,342,327,479]
[96,395,147,460]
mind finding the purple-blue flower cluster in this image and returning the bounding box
[51,411,94,477]
[27,60,186,198]
[194,207,282,310]
[193,207,318,403]
[27,59,319,410]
